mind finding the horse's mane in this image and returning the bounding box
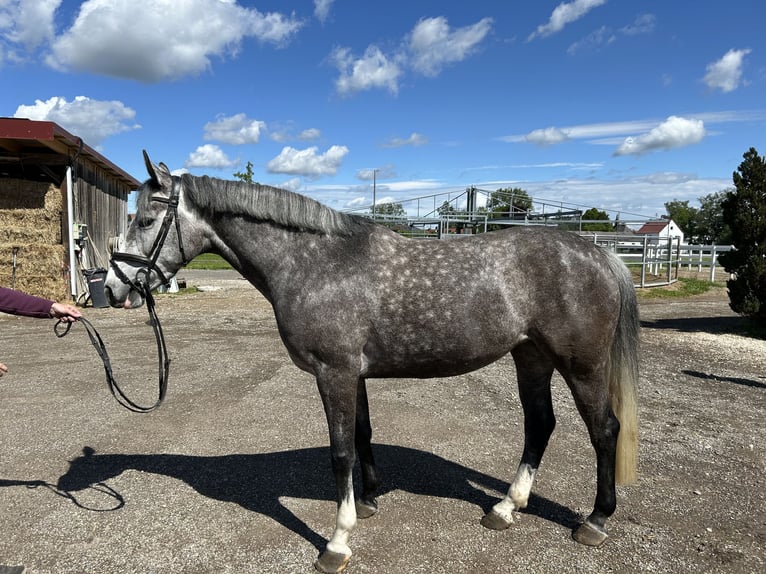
[171,174,366,236]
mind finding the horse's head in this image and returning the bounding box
[106,151,191,309]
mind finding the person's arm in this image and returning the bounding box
[0,287,55,318]
[0,287,81,320]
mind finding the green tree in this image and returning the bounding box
[483,187,532,231]
[486,187,533,217]
[372,202,406,217]
[718,147,766,321]
[664,200,698,240]
[581,207,612,232]
[696,190,733,244]
[437,200,458,215]
[233,161,256,184]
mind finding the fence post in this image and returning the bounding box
[640,235,648,287]
[709,245,717,282]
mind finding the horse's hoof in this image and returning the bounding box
[572,521,608,547]
[315,550,351,574]
[356,497,378,519]
[480,509,513,530]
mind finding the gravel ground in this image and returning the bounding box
[0,270,764,574]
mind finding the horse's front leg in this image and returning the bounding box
[314,368,359,574]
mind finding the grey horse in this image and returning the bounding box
[105,152,639,573]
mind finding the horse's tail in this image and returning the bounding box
[606,252,640,485]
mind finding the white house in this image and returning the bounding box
[636,219,685,244]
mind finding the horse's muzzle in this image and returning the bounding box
[104,285,145,309]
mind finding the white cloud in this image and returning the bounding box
[567,14,655,55]
[331,15,491,96]
[331,45,402,96]
[620,13,656,36]
[529,0,607,41]
[13,95,139,146]
[0,0,59,54]
[703,48,751,93]
[524,127,571,145]
[278,177,302,192]
[185,144,237,169]
[314,0,333,23]
[356,165,396,180]
[501,113,746,147]
[203,113,266,145]
[267,145,349,177]
[345,196,369,209]
[269,124,321,143]
[408,16,493,77]
[614,116,706,156]
[298,128,321,141]
[502,120,657,145]
[381,132,428,148]
[46,0,303,82]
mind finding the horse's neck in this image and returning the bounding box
[208,216,317,299]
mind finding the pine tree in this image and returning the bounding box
[718,148,766,321]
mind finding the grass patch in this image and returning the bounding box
[638,277,724,299]
[185,253,233,270]
[155,287,199,297]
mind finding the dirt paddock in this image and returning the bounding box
[1,270,764,573]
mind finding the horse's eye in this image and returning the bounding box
[137,217,155,229]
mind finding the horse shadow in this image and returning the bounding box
[640,315,748,334]
[45,445,580,550]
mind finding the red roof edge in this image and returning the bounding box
[0,117,141,189]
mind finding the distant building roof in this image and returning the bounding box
[636,219,685,239]
[636,221,670,234]
[0,117,140,189]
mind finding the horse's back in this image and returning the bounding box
[356,226,623,377]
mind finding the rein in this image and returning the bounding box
[58,182,183,413]
[63,174,187,412]
[55,283,169,413]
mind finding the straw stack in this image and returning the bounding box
[0,178,69,301]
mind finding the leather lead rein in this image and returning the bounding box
[55,281,170,413]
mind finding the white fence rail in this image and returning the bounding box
[586,234,732,288]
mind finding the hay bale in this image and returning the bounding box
[0,179,68,301]
[0,178,61,210]
[0,244,69,301]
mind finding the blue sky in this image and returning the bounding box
[2,0,764,220]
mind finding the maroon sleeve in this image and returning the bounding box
[0,287,54,318]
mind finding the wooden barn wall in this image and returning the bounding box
[72,160,129,275]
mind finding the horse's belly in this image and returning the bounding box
[361,329,517,379]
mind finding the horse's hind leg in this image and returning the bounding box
[355,378,379,518]
[563,366,620,547]
[482,341,555,530]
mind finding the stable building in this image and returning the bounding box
[0,118,140,304]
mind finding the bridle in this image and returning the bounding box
[110,178,189,291]
[61,177,190,413]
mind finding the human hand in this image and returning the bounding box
[50,303,82,322]
[0,362,7,378]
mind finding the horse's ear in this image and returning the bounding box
[142,150,173,190]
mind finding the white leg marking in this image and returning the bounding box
[326,477,356,558]
[491,463,537,522]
